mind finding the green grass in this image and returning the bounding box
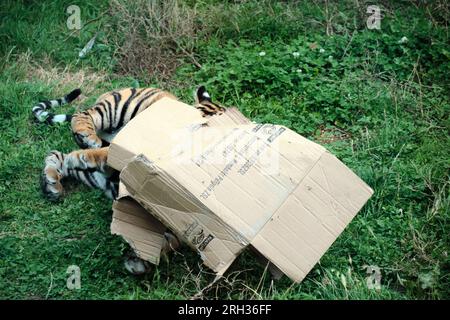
[0,0,448,299]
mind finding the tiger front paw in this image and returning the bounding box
[73,131,102,149]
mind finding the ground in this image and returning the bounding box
[0,0,448,299]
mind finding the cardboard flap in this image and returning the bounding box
[152,124,327,241]
[120,154,247,275]
[251,151,373,282]
[117,182,132,199]
[109,97,374,282]
[111,197,166,264]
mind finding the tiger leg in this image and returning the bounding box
[63,147,118,199]
[41,148,118,201]
[71,112,104,149]
[66,169,118,200]
[63,147,110,174]
[41,151,66,201]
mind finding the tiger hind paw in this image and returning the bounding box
[41,151,65,201]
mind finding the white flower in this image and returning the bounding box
[398,36,408,44]
[259,51,266,57]
[319,48,325,53]
[296,69,302,73]
[292,52,300,58]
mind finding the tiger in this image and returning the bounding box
[33,86,226,275]
[33,86,226,202]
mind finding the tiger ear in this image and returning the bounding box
[194,85,212,104]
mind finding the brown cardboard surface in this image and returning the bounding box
[110,98,373,282]
[120,155,247,275]
[250,151,374,282]
[111,183,166,264]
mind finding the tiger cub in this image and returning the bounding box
[34,86,226,201]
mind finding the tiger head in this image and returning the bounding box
[193,86,226,117]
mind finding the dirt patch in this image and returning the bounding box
[314,125,352,144]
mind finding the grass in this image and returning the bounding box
[0,0,448,300]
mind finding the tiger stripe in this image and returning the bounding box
[37,85,227,200]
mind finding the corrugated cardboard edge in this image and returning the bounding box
[111,184,167,265]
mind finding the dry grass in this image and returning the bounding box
[8,51,108,104]
[23,55,106,95]
[109,0,202,83]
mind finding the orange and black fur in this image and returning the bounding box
[33,86,226,202]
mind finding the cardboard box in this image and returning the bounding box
[108,98,373,282]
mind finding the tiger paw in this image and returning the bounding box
[73,131,102,149]
[41,151,65,201]
[124,253,153,275]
